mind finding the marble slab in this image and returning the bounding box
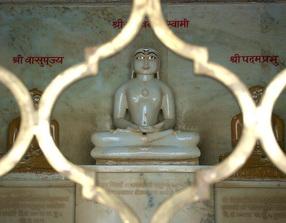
[0,173,75,223]
[1,166,286,223]
[76,165,214,223]
[215,181,286,223]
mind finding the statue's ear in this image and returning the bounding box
[131,71,136,79]
[155,72,160,80]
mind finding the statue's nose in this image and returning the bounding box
[143,59,149,69]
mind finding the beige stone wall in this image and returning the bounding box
[0,2,285,165]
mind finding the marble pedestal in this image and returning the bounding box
[76,165,213,223]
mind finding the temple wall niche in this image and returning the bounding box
[0,3,285,165]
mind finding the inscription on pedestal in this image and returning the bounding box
[0,188,74,223]
[76,172,214,223]
[216,186,286,223]
[100,180,187,195]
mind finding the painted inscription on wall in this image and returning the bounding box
[0,187,74,223]
[112,18,190,29]
[216,187,286,223]
[229,53,279,66]
[12,55,64,67]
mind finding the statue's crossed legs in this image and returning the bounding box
[91,129,199,148]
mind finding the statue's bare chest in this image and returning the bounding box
[126,81,162,105]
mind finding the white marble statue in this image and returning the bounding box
[91,48,200,163]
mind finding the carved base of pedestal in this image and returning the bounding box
[12,163,54,173]
[231,166,285,179]
[91,146,200,165]
[219,152,286,179]
[3,165,54,173]
[0,152,54,173]
[96,158,199,165]
[9,153,54,173]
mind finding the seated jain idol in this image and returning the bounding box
[91,48,200,164]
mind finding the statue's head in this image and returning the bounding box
[249,85,265,105]
[131,48,160,79]
[29,88,42,109]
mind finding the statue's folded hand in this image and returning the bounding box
[153,122,164,131]
[127,125,140,132]
[139,126,155,133]
[139,123,164,133]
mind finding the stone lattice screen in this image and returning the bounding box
[0,0,286,222]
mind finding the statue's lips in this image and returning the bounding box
[140,69,156,74]
[142,67,150,71]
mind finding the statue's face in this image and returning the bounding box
[29,89,43,109]
[249,86,264,105]
[32,93,41,109]
[133,49,159,75]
